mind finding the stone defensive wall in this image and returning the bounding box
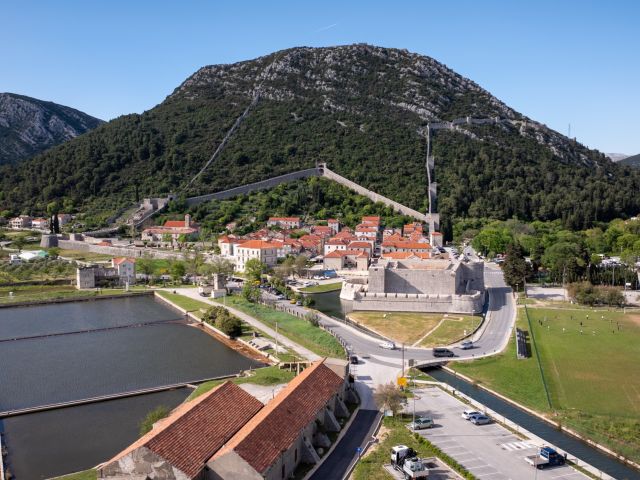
[185,168,320,206]
[318,163,430,223]
[350,290,484,314]
[56,239,184,260]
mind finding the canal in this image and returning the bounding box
[308,289,350,319]
[0,295,262,479]
[427,368,640,480]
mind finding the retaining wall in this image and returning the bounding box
[57,239,186,260]
[351,291,484,314]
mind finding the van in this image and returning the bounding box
[433,348,455,358]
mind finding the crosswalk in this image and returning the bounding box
[500,440,536,451]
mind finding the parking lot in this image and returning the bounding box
[408,387,588,480]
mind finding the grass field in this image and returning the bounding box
[0,284,147,304]
[300,281,342,293]
[154,290,209,317]
[348,311,480,346]
[52,469,96,480]
[214,295,345,358]
[188,365,295,400]
[452,305,640,462]
[57,249,114,262]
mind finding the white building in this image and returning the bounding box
[267,217,301,229]
[9,216,32,229]
[234,240,279,272]
[31,217,50,231]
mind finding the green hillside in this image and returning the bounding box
[1,44,639,235]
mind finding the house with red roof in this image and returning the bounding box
[327,218,340,234]
[323,249,370,271]
[99,381,263,479]
[208,359,350,480]
[267,217,301,229]
[235,240,280,272]
[430,231,444,247]
[142,215,199,245]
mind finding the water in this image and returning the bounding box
[2,388,191,480]
[308,290,351,319]
[427,368,640,480]
[0,296,262,479]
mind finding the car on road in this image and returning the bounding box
[407,416,434,430]
[433,347,455,357]
[459,340,474,350]
[350,355,358,365]
[461,409,482,420]
[469,414,492,425]
[379,341,397,350]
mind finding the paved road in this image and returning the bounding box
[308,409,381,480]
[412,387,588,480]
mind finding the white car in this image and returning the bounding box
[379,341,397,350]
[461,409,481,420]
[460,341,474,350]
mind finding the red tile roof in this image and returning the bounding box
[212,361,344,474]
[355,226,378,233]
[112,257,135,265]
[164,220,187,228]
[325,249,370,258]
[237,240,279,250]
[103,382,263,478]
[383,252,431,260]
[348,241,373,249]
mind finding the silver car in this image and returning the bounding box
[469,414,491,425]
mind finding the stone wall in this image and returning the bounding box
[186,168,320,206]
[351,290,484,314]
[57,239,186,260]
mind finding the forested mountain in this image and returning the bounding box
[619,153,640,168]
[0,93,103,165]
[1,44,639,234]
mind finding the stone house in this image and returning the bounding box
[207,360,350,480]
[267,217,301,229]
[99,382,263,480]
[142,215,199,244]
[323,250,370,271]
[235,240,279,272]
[9,215,31,229]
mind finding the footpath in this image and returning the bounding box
[162,288,321,362]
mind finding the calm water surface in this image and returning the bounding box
[0,296,261,479]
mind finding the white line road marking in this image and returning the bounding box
[500,441,536,451]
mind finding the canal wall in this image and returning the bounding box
[441,366,640,476]
[0,291,153,309]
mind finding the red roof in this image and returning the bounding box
[103,382,263,478]
[348,241,373,249]
[355,226,378,233]
[327,218,339,223]
[211,361,343,474]
[326,238,349,246]
[237,240,279,250]
[383,252,431,260]
[325,249,370,258]
[164,220,187,228]
[112,257,136,265]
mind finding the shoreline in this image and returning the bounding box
[0,290,153,309]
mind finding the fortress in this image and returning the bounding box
[341,258,485,314]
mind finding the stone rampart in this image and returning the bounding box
[351,290,483,314]
[186,168,320,206]
[57,239,185,260]
[319,164,429,223]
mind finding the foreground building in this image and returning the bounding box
[99,382,263,479]
[341,257,484,314]
[99,359,353,480]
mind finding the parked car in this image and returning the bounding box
[350,355,359,365]
[460,341,474,350]
[469,414,492,425]
[408,417,434,430]
[461,409,482,420]
[379,341,397,350]
[433,347,455,357]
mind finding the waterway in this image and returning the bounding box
[427,368,640,480]
[0,296,262,479]
[308,290,350,319]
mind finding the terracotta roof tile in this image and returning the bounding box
[103,382,263,478]
[237,240,279,249]
[212,361,343,474]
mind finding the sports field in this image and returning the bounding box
[453,305,640,463]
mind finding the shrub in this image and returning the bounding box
[139,405,170,436]
[568,282,625,306]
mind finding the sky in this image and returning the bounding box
[2,0,639,154]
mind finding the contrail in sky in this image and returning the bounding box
[316,23,338,32]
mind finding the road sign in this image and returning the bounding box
[397,376,407,387]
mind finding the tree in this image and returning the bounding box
[242,283,262,303]
[170,260,186,283]
[244,258,266,282]
[502,242,529,290]
[12,236,26,252]
[216,313,243,337]
[542,241,587,284]
[139,405,170,436]
[47,247,61,259]
[294,255,309,278]
[137,257,155,281]
[374,383,404,416]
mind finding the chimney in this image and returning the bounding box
[185,214,191,228]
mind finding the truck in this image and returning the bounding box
[391,445,429,479]
[524,446,567,469]
[198,284,213,297]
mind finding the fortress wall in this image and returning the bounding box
[319,165,429,223]
[185,168,320,206]
[351,290,483,314]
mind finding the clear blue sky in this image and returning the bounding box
[2,0,639,154]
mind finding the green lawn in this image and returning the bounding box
[214,295,345,358]
[352,415,474,480]
[300,281,343,293]
[452,305,640,463]
[57,248,114,262]
[188,366,295,400]
[155,290,210,317]
[0,284,146,304]
[418,315,482,347]
[51,469,97,480]
[348,311,479,346]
